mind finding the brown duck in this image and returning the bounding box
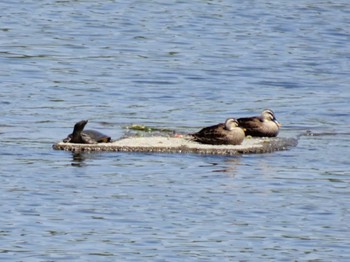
[191,118,245,145]
[237,109,281,137]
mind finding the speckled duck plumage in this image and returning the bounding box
[237,109,281,137]
[191,118,245,145]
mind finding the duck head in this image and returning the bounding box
[262,109,281,127]
[224,118,240,130]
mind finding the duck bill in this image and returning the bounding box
[274,120,282,127]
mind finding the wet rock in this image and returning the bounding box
[53,136,298,155]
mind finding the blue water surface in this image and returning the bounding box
[1,0,350,261]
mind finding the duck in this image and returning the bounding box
[237,109,281,137]
[191,118,245,145]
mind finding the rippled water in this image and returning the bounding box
[1,0,350,261]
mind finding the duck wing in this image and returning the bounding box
[193,123,224,136]
[192,123,231,144]
[237,116,264,131]
[237,117,277,137]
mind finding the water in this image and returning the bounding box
[1,0,350,261]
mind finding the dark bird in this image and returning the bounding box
[191,118,245,145]
[237,109,281,137]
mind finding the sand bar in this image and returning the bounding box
[52,136,297,155]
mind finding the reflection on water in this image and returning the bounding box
[71,153,87,167]
[211,157,242,176]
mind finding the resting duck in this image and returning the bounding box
[237,109,281,137]
[191,118,245,145]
